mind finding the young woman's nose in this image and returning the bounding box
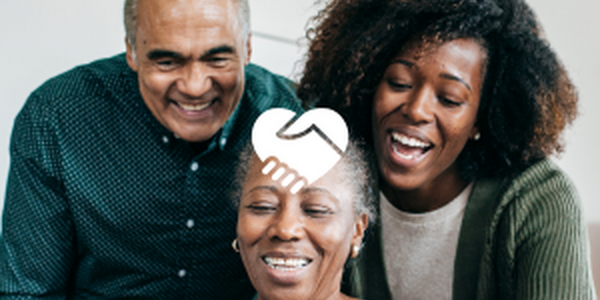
[401,87,435,124]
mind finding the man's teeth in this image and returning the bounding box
[391,132,430,148]
[178,102,211,112]
[264,257,310,271]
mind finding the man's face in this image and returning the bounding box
[126,0,251,142]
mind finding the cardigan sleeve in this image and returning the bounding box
[494,160,595,300]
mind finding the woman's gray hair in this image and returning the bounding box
[124,0,251,52]
[233,140,376,224]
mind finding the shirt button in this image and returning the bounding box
[178,269,187,278]
[190,162,199,171]
[220,138,227,147]
[162,136,169,144]
[186,219,195,228]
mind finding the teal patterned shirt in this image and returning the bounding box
[0,54,302,299]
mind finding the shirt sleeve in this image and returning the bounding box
[0,93,74,299]
[506,166,595,300]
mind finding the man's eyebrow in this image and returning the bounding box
[146,49,182,60]
[203,45,236,57]
[440,73,472,93]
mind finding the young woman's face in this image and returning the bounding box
[372,38,485,199]
[237,157,367,300]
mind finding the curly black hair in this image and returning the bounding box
[298,0,577,180]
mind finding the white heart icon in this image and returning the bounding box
[252,108,349,193]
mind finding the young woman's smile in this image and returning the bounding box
[372,38,486,212]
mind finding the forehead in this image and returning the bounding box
[396,38,485,66]
[243,157,354,205]
[392,38,487,90]
[136,0,242,39]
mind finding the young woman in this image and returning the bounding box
[298,0,596,299]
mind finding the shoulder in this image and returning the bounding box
[27,53,136,109]
[243,63,301,112]
[500,158,579,208]
[491,158,583,238]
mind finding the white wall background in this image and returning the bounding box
[1,1,599,285]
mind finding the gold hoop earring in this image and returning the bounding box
[232,238,240,253]
[473,132,481,141]
[351,244,361,258]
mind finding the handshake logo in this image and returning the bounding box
[252,108,349,194]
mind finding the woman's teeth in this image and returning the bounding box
[264,257,310,271]
[178,102,211,112]
[391,132,430,148]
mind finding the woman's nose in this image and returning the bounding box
[267,207,305,242]
[401,87,435,124]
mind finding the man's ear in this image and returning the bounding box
[244,32,252,66]
[125,38,139,72]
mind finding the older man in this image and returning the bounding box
[0,0,301,299]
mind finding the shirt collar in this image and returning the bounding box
[216,93,244,151]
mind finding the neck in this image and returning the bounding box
[381,168,469,213]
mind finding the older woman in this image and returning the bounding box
[298,0,595,299]
[232,140,374,300]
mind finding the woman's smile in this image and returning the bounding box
[372,38,485,211]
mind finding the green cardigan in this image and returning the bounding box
[344,159,596,299]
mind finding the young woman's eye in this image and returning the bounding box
[387,80,412,90]
[439,96,462,107]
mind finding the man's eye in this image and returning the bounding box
[208,57,229,67]
[155,59,177,70]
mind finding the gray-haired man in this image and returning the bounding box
[0,0,301,299]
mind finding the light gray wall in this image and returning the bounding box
[0,0,598,226]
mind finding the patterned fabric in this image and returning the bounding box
[344,158,596,300]
[0,54,302,299]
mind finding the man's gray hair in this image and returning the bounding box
[124,0,251,51]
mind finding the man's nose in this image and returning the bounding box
[176,63,212,98]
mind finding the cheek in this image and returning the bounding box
[236,214,265,245]
[139,70,175,98]
[309,218,355,256]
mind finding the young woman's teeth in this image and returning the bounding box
[178,102,211,112]
[391,132,430,148]
[264,257,309,271]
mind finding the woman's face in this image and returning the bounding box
[237,157,368,300]
[372,38,485,200]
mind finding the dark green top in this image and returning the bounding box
[0,54,302,299]
[344,159,596,300]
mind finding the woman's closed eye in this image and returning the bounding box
[439,96,462,107]
[246,202,277,214]
[387,80,412,90]
[303,204,334,218]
